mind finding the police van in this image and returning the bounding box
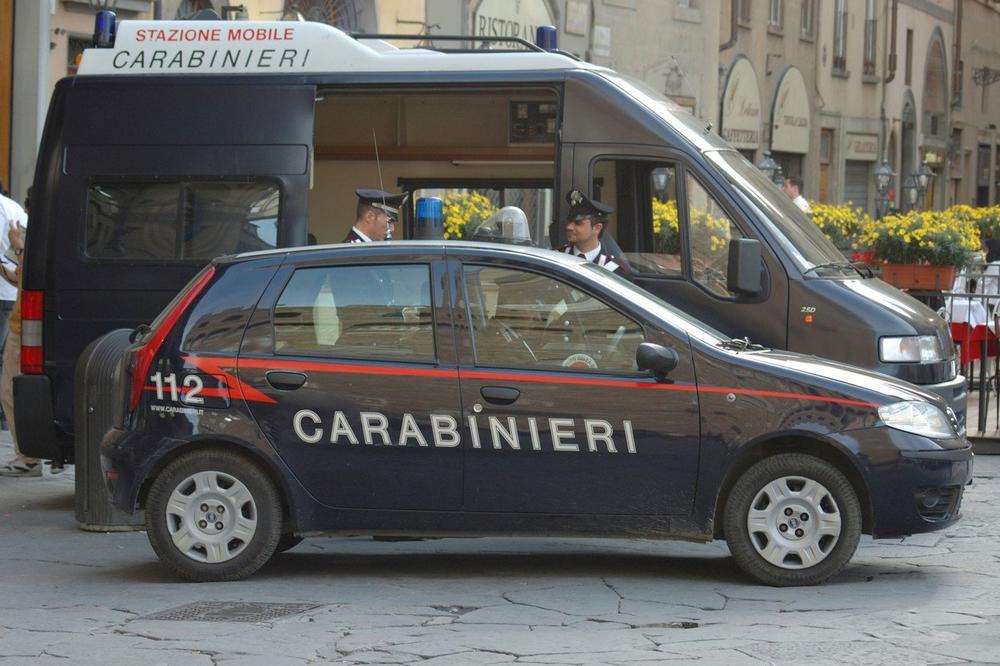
[100,241,972,585]
[18,12,965,466]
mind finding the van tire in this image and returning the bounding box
[145,449,283,582]
[724,453,861,587]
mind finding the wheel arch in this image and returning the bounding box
[711,433,873,539]
[136,437,299,532]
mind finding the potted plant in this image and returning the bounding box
[855,209,980,290]
[810,203,870,256]
[442,191,497,240]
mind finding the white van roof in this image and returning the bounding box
[76,20,602,76]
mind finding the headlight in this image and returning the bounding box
[878,401,956,439]
[879,335,944,363]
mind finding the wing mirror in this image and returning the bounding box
[636,342,679,377]
[727,238,762,296]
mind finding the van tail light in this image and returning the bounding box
[128,266,216,412]
[21,291,44,375]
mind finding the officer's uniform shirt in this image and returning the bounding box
[343,227,372,244]
[559,241,627,276]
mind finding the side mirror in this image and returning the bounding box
[727,238,762,296]
[636,342,679,377]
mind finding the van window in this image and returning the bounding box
[86,181,279,261]
[273,264,435,362]
[686,174,744,297]
[592,159,682,277]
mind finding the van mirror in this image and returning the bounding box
[636,342,679,377]
[727,239,762,296]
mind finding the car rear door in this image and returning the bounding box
[452,256,701,516]
[237,250,463,510]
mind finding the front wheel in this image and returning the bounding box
[146,449,283,582]
[724,453,862,587]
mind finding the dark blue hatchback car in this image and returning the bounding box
[101,241,972,585]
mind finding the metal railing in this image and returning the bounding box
[942,263,1000,435]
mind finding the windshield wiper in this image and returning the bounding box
[802,261,855,276]
[716,337,766,352]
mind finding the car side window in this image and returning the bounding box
[462,265,643,372]
[273,264,435,362]
[686,174,745,297]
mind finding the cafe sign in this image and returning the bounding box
[771,67,810,154]
[845,133,879,161]
[720,57,762,150]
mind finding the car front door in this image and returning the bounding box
[453,259,700,515]
[238,255,463,510]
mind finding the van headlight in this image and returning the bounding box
[878,401,956,439]
[879,335,945,363]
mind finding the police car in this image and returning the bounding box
[100,241,972,585]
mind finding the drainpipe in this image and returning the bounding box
[952,0,962,108]
[720,0,737,51]
[885,0,897,84]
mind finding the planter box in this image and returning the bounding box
[880,263,956,290]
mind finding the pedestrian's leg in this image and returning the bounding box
[1,332,34,465]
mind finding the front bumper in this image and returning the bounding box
[838,428,973,538]
[919,372,968,432]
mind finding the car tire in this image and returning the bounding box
[145,449,283,582]
[275,534,304,553]
[724,453,862,587]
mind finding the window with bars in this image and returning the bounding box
[800,0,815,39]
[833,0,848,74]
[768,0,783,30]
[863,0,876,76]
[738,0,752,24]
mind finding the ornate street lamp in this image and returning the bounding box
[756,151,780,183]
[902,175,919,212]
[873,160,895,219]
[914,161,935,209]
[772,164,786,188]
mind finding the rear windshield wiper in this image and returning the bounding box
[716,337,766,352]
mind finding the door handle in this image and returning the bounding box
[266,371,307,391]
[480,386,520,405]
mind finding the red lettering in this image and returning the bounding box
[136,29,146,42]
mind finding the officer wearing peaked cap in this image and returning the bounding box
[343,188,410,243]
[558,189,630,276]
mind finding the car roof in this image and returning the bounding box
[227,240,582,267]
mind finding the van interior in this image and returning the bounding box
[310,88,560,246]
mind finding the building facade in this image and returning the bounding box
[813,0,887,212]
[951,0,1000,208]
[718,0,819,199]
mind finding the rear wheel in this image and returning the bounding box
[724,453,862,586]
[146,450,283,582]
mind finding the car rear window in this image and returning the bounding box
[273,264,435,362]
[85,181,280,261]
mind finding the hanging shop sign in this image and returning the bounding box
[720,57,762,150]
[472,0,554,42]
[771,67,811,154]
[845,133,879,161]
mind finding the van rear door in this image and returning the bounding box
[23,79,314,461]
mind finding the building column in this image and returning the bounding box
[10,0,48,202]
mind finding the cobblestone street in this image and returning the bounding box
[1,434,997,665]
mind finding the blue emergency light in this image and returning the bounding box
[535,25,558,51]
[93,10,117,49]
[414,197,444,240]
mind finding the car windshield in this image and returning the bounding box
[577,263,730,347]
[600,73,853,276]
[706,151,851,274]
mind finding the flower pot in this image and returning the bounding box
[880,263,956,290]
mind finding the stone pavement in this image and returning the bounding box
[1,431,998,665]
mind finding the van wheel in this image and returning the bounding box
[146,450,283,582]
[724,453,861,587]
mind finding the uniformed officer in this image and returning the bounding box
[343,189,409,243]
[558,190,629,275]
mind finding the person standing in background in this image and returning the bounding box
[782,176,812,215]
[0,182,25,434]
